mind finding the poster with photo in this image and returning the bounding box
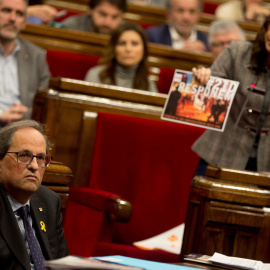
[161,69,239,132]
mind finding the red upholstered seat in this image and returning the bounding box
[157,67,175,94]
[203,2,219,14]
[64,112,205,262]
[46,50,100,80]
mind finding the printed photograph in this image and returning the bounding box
[161,69,239,131]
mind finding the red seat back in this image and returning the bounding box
[46,50,100,80]
[89,112,205,244]
[203,2,219,14]
[157,67,175,94]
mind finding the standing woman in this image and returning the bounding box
[192,15,270,174]
[85,23,158,92]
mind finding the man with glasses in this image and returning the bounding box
[208,20,246,60]
[0,120,68,269]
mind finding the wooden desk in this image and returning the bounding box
[181,166,270,263]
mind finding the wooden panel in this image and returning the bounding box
[42,160,73,209]
[181,173,270,263]
[32,78,167,186]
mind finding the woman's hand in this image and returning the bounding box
[192,67,211,85]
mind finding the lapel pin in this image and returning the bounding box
[40,221,46,232]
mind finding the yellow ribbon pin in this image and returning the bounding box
[40,221,46,232]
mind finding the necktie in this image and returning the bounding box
[17,205,45,270]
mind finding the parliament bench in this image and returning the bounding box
[63,111,205,261]
[20,24,214,72]
[181,166,270,263]
[45,49,175,93]
[32,77,205,187]
[43,0,257,41]
[32,77,168,187]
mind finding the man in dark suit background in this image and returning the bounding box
[146,0,208,52]
[0,120,68,269]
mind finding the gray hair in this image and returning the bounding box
[166,0,203,12]
[0,120,51,159]
[208,20,246,45]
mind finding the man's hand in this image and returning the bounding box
[245,4,270,21]
[0,103,28,124]
[192,67,211,85]
[184,40,207,52]
[27,5,58,24]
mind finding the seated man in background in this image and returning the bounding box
[208,20,246,60]
[146,0,208,52]
[0,120,69,269]
[215,0,270,23]
[62,0,126,34]
[0,0,50,126]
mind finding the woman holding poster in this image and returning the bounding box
[192,15,270,174]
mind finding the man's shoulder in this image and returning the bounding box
[196,30,208,46]
[62,14,90,31]
[229,41,253,53]
[36,185,59,201]
[146,24,169,34]
[19,38,46,55]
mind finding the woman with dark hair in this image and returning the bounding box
[191,15,270,175]
[85,23,158,92]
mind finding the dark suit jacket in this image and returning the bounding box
[0,184,69,270]
[146,24,208,50]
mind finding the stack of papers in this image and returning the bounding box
[184,253,270,270]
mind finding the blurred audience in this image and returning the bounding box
[85,23,157,92]
[62,0,126,34]
[146,0,208,52]
[215,0,270,23]
[208,20,246,60]
[0,0,50,126]
[27,5,58,24]
[27,0,58,24]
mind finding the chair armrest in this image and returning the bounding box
[69,187,132,222]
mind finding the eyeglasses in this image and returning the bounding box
[6,151,52,168]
